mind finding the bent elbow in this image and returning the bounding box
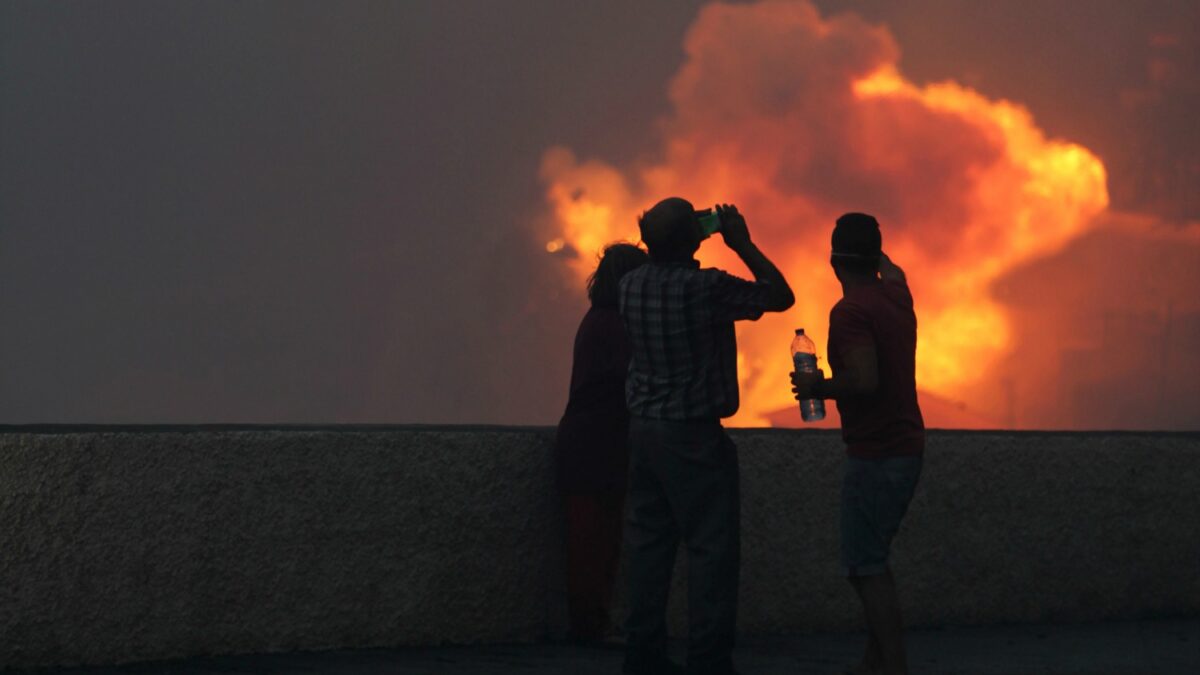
[769,288,795,312]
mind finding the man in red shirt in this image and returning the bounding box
[791,212,924,675]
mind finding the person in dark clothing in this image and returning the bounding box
[619,198,794,675]
[555,242,649,642]
[791,213,924,675]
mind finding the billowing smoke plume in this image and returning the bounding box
[539,0,1198,429]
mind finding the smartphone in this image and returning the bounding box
[697,208,721,238]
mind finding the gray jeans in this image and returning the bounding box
[623,416,740,671]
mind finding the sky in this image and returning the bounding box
[1,1,1197,427]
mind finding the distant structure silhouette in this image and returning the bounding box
[618,197,794,675]
[554,242,648,642]
[791,212,925,675]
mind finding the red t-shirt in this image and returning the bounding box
[828,278,925,458]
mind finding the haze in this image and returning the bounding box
[2,1,1197,428]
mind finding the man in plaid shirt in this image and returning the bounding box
[618,197,794,675]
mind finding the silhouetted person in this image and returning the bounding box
[619,198,794,675]
[555,242,649,642]
[791,213,924,675]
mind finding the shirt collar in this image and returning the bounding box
[653,259,701,269]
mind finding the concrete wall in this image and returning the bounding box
[0,426,1197,668]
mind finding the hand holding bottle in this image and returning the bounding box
[790,368,825,400]
[790,329,826,422]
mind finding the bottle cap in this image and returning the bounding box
[795,328,805,336]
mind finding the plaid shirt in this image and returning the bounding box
[618,261,776,420]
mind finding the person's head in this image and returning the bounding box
[587,242,649,308]
[831,212,882,281]
[638,197,702,263]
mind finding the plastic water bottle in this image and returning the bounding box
[791,328,826,422]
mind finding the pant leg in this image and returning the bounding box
[841,456,923,578]
[655,423,740,671]
[623,418,681,660]
[596,488,627,627]
[564,493,624,639]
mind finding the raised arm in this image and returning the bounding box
[716,204,794,311]
[879,251,906,284]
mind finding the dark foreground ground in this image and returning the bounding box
[24,619,1199,675]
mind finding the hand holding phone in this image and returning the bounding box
[696,208,722,239]
[716,204,751,251]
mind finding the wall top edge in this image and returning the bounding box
[0,424,1196,438]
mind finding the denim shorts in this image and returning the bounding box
[840,455,922,577]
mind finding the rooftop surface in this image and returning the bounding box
[26,618,1199,674]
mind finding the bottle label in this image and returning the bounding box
[792,353,818,372]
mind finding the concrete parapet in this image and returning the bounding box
[0,426,1196,667]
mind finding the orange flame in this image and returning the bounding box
[539,1,1108,426]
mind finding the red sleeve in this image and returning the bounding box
[830,300,875,362]
[884,278,914,309]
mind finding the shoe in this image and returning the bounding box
[622,654,685,675]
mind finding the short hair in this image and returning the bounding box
[587,242,649,308]
[831,212,882,274]
[638,197,699,262]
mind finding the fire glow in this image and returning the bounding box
[539,0,1109,427]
